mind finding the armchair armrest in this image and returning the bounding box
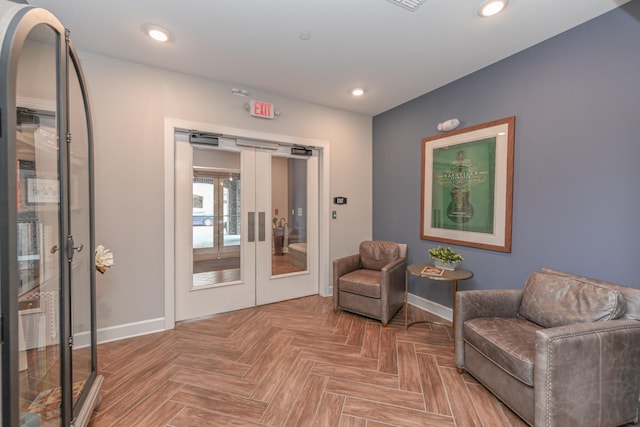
[377,256,407,325]
[381,256,406,283]
[333,254,361,279]
[455,289,523,369]
[380,257,407,309]
[534,319,640,427]
[332,254,360,306]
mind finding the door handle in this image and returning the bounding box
[258,212,266,242]
[248,212,255,242]
[66,236,83,261]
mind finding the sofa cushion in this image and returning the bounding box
[518,270,626,328]
[339,269,382,299]
[541,268,640,321]
[359,241,399,271]
[464,317,542,386]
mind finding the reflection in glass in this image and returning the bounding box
[272,157,307,276]
[192,148,241,287]
[16,24,62,426]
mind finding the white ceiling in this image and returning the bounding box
[28,0,630,116]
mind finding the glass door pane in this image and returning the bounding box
[175,139,254,321]
[272,156,307,276]
[16,24,62,426]
[256,148,319,306]
[192,147,241,287]
[68,50,94,411]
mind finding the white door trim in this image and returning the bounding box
[163,117,331,330]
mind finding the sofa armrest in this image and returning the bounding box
[455,289,523,369]
[534,319,640,427]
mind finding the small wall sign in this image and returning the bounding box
[333,196,347,205]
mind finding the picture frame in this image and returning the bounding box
[421,116,515,252]
[27,178,60,204]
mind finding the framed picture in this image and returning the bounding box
[421,116,515,252]
[27,178,60,204]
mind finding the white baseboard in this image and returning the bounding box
[73,317,166,348]
[73,293,450,348]
[321,284,333,298]
[407,293,452,323]
[329,289,451,323]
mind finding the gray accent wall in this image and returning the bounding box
[372,2,640,308]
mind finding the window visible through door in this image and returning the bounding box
[192,164,241,287]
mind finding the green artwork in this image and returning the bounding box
[431,138,496,233]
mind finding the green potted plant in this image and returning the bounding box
[428,246,463,271]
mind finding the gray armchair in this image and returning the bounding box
[455,268,640,427]
[333,240,407,326]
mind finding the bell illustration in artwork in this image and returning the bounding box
[447,150,474,223]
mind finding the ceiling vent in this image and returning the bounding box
[387,0,426,12]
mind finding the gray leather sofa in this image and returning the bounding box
[455,268,640,427]
[333,240,407,326]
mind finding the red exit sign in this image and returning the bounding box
[250,100,275,119]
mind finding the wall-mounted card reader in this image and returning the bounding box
[333,196,347,205]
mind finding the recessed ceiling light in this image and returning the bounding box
[478,0,508,17]
[142,24,171,42]
[351,88,365,97]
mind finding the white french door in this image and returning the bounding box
[175,134,318,321]
[253,146,319,306]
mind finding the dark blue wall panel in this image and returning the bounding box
[372,2,640,307]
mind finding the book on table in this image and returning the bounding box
[421,266,445,277]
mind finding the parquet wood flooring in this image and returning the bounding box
[88,295,529,427]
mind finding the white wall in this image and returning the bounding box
[79,51,373,337]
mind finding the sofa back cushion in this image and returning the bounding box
[540,268,640,321]
[518,270,626,328]
[359,241,400,271]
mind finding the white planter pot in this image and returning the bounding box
[433,259,458,271]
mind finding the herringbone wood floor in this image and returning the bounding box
[88,295,529,427]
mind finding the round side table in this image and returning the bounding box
[405,263,473,329]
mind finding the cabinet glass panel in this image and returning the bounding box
[69,51,93,410]
[16,23,62,426]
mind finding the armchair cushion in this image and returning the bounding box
[338,269,383,298]
[464,317,542,386]
[518,270,626,328]
[359,240,399,270]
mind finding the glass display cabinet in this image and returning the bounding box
[1,2,102,426]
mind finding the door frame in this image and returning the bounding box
[163,117,331,329]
